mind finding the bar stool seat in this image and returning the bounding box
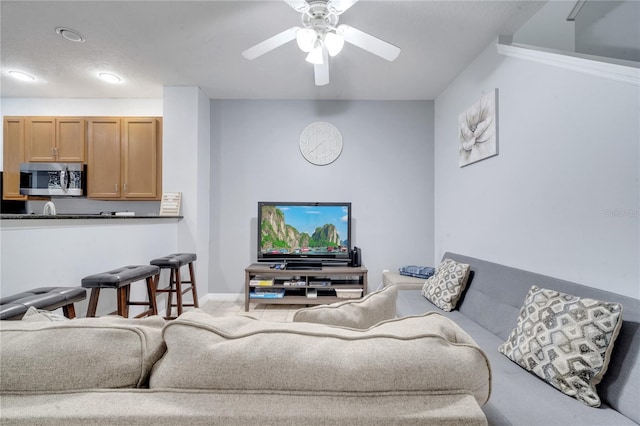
[0,287,86,320]
[150,253,198,319]
[82,265,159,318]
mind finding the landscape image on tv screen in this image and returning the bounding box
[260,204,349,257]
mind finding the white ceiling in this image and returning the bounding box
[0,0,545,100]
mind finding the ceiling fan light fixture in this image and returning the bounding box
[324,31,344,57]
[296,28,317,53]
[305,45,324,65]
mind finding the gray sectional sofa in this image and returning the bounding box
[388,252,640,426]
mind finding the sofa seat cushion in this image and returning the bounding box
[150,310,491,405]
[0,316,166,391]
[0,389,488,426]
[292,285,397,328]
[396,289,637,426]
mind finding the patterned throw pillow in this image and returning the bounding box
[421,259,470,311]
[498,285,623,407]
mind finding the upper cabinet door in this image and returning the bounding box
[56,118,85,162]
[2,117,27,200]
[25,117,85,162]
[25,117,56,162]
[122,118,160,199]
[87,118,122,199]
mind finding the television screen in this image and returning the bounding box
[258,202,351,263]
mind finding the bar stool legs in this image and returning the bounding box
[151,253,198,320]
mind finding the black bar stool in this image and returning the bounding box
[150,253,199,319]
[82,265,159,318]
[0,287,86,320]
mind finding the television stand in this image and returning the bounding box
[285,261,322,270]
[244,264,368,312]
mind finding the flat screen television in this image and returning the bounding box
[257,201,351,266]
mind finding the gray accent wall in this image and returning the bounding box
[434,40,639,299]
[576,1,640,62]
[210,100,435,293]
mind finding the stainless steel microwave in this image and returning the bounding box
[20,163,86,196]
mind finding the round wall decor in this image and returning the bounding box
[299,121,343,166]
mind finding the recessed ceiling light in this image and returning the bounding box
[55,27,85,43]
[8,70,36,81]
[98,72,122,83]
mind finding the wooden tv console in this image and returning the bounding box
[244,264,368,312]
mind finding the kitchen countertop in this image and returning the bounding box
[1,214,182,220]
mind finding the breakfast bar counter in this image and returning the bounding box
[1,215,182,317]
[1,214,182,220]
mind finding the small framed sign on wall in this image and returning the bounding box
[458,89,499,167]
[159,192,182,216]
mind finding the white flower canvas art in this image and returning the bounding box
[458,89,498,167]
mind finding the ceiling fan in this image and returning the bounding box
[241,0,401,86]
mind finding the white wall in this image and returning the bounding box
[434,40,639,299]
[210,100,434,293]
[0,218,178,316]
[162,87,211,301]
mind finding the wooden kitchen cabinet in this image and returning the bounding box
[2,117,27,200]
[87,117,162,200]
[122,118,160,199]
[25,117,85,162]
[87,118,121,198]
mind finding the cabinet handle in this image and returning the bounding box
[115,184,118,193]
[124,183,128,193]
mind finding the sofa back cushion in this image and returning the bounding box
[292,285,397,328]
[442,252,640,423]
[0,316,166,391]
[150,310,491,405]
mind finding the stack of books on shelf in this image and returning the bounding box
[250,277,275,286]
[250,288,285,299]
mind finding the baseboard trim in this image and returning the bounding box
[200,293,244,303]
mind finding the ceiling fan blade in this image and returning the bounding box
[327,0,360,15]
[339,25,401,62]
[242,26,299,60]
[283,0,310,13]
[314,48,329,86]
